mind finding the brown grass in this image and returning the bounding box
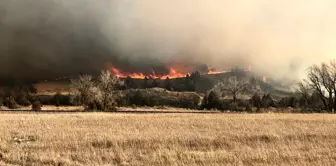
[34,82,72,95]
[0,113,335,165]
[1,106,84,112]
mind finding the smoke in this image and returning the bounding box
[0,0,335,82]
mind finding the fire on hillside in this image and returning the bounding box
[110,66,226,79]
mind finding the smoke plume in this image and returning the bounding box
[0,0,335,82]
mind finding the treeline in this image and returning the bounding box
[115,88,200,109]
[0,60,335,113]
[0,85,81,111]
[0,84,37,109]
[123,71,201,92]
[70,70,203,110]
[201,91,313,112]
[67,69,325,112]
[297,60,336,113]
[201,60,336,113]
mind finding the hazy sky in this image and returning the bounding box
[0,0,335,81]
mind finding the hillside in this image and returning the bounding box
[33,71,294,99]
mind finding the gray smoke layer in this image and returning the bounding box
[0,0,335,81]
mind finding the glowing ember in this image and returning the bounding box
[111,67,146,79]
[245,65,252,72]
[207,68,226,75]
[110,66,226,79]
[263,76,268,82]
[111,67,187,79]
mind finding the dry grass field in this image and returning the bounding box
[0,113,335,166]
[34,82,72,95]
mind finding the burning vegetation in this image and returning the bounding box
[0,60,334,113]
[111,67,187,79]
[109,64,226,80]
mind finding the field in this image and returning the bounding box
[34,81,72,95]
[0,113,335,166]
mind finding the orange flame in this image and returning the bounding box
[263,76,268,82]
[207,67,226,75]
[111,67,147,79]
[110,65,226,79]
[111,67,188,79]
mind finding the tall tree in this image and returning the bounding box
[98,70,120,111]
[214,76,249,102]
[297,82,311,109]
[71,70,120,111]
[304,60,336,112]
[164,77,172,91]
[330,60,336,111]
[190,71,201,82]
[71,75,95,107]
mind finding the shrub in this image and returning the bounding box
[51,92,72,106]
[245,104,253,112]
[278,96,299,108]
[53,93,62,107]
[262,93,275,108]
[16,92,31,106]
[118,88,201,109]
[229,102,239,111]
[31,101,42,111]
[207,91,220,107]
[4,96,18,109]
[86,100,103,111]
[251,93,262,108]
[69,95,82,106]
[201,91,221,110]
[218,99,230,111]
[86,100,117,112]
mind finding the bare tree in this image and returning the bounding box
[71,75,95,108]
[214,76,249,102]
[297,81,311,109]
[320,64,334,111]
[71,70,120,111]
[306,66,328,110]
[305,60,336,112]
[97,70,120,111]
[329,60,336,111]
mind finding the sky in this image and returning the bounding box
[0,0,335,82]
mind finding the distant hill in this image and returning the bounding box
[33,71,295,99]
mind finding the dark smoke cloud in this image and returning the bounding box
[0,0,114,80]
[0,0,202,80]
[0,0,335,81]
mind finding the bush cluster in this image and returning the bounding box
[116,88,201,109]
[32,100,42,111]
[0,86,82,110]
[200,91,324,112]
[0,86,35,108]
[37,93,81,106]
[0,78,330,113]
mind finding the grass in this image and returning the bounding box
[0,106,84,112]
[34,81,72,95]
[0,113,335,165]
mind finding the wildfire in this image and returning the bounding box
[207,67,226,75]
[263,76,268,82]
[111,67,187,79]
[111,67,146,79]
[110,66,226,79]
